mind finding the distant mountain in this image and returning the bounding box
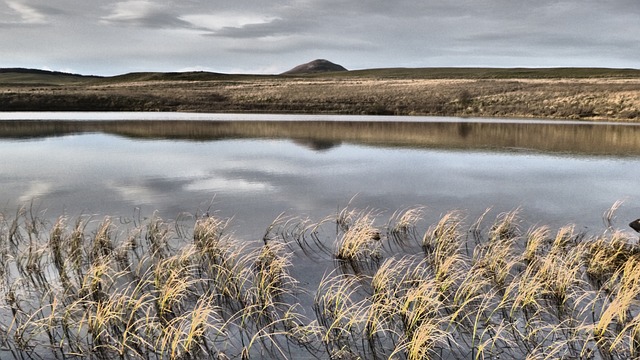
[282,59,348,75]
[0,68,101,85]
[0,68,90,77]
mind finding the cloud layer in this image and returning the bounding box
[1,0,639,74]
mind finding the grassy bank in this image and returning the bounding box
[0,203,639,359]
[1,68,640,121]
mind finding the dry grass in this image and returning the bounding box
[2,74,639,121]
[1,203,640,359]
[335,209,383,273]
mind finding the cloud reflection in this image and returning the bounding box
[184,176,274,193]
[18,181,54,203]
[1,126,640,240]
[106,181,162,205]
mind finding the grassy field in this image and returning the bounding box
[1,203,639,359]
[1,67,639,121]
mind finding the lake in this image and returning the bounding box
[2,112,640,359]
[1,112,640,237]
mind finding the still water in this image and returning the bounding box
[1,113,639,238]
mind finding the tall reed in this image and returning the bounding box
[0,204,638,359]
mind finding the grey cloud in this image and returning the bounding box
[100,1,195,29]
[0,20,39,27]
[208,18,314,39]
[225,34,376,54]
[294,0,459,19]
[1,0,639,74]
[103,12,195,29]
[28,3,63,16]
[456,26,640,55]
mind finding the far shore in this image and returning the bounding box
[1,68,639,122]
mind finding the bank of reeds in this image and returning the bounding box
[0,203,639,359]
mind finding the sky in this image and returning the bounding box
[1,0,639,75]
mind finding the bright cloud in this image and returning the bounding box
[102,0,161,21]
[6,1,47,24]
[180,13,277,32]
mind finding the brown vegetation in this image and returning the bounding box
[1,203,640,359]
[1,70,640,121]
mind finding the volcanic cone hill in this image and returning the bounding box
[282,59,348,75]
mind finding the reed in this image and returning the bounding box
[423,211,466,296]
[334,210,383,274]
[388,207,424,245]
[0,204,638,359]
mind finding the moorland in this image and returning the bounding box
[2,64,640,359]
[1,66,640,121]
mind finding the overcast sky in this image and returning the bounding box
[1,0,639,75]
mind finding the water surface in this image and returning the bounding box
[1,113,639,238]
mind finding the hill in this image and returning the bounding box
[0,68,88,77]
[0,68,99,85]
[343,67,640,79]
[2,66,640,85]
[282,59,348,75]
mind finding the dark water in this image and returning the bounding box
[1,113,639,238]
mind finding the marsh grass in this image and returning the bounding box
[2,70,639,120]
[1,204,639,359]
[335,209,383,274]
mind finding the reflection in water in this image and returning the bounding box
[2,118,640,155]
[292,139,342,151]
[457,122,473,138]
[0,117,640,240]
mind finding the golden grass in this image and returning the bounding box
[0,204,639,359]
[2,73,640,120]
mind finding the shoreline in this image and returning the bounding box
[2,110,639,125]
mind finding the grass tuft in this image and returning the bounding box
[0,204,638,359]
